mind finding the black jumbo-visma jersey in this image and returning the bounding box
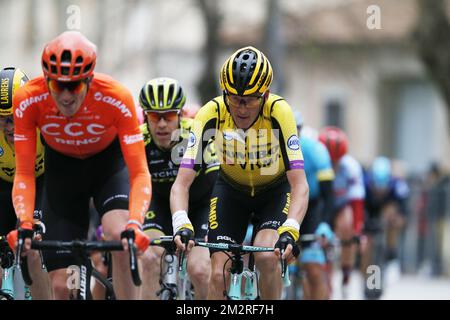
[141,117,219,203]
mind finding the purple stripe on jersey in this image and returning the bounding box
[290,160,304,170]
[180,158,195,169]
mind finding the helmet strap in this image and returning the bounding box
[222,91,230,113]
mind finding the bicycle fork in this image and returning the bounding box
[243,270,257,300]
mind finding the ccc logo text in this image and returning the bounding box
[41,123,106,136]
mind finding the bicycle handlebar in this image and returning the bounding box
[194,241,275,254]
[150,236,284,280]
[150,236,276,254]
[150,236,177,252]
[31,240,124,252]
[21,240,141,287]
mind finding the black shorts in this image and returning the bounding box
[207,174,290,254]
[0,175,44,235]
[143,194,209,240]
[299,198,320,249]
[41,139,130,272]
[363,216,383,234]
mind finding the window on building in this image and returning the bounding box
[325,99,344,128]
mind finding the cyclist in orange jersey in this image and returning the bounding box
[7,31,151,300]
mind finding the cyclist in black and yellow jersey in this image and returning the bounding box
[0,68,44,211]
[0,66,51,299]
[170,47,309,300]
[138,78,219,300]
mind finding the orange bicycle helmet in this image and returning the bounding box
[41,31,97,81]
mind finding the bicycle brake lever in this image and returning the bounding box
[15,240,22,269]
[120,229,142,286]
[128,237,142,286]
[178,231,189,272]
[280,247,287,279]
[178,249,185,272]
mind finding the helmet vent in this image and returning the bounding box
[148,86,156,106]
[83,63,93,74]
[73,67,81,75]
[158,84,164,107]
[61,67,70,75]
[42,61,49,71]
[243,53,250,60]
[174,88,182,106]
[167,84,174,106]
[51,65,57,74]
[50,54,57,62]
[75,56,83,64]
[61,50,72,63]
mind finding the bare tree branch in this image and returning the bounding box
[414,0,450,128]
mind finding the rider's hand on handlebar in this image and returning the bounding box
[274,232,300,265]
[121,222,150,254]
[7,221,34,254]
[172,210,195,253]
[174,228,195,254]
[275,219,300,264]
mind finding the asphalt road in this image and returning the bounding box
[331,261,450,300]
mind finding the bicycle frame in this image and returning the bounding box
[150,236,193,300]
[177,258,193,300]
[152,236,290,300]
[0,236,31,300]
[159,251,179,300]
[195,241,279,300]
[0,266,15,300]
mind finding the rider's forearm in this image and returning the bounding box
[124,151,152,225]
[170,167,197,215]
[170,179,190,215]
[287,181,309,225]
[170,168,197,235]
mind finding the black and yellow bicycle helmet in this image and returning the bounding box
[220,46,273,96]
[0,67,29,116]
[139,77,186,112]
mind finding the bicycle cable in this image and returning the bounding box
[160,251,168,279]
[222,254,232,298]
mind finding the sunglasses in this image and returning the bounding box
[47,79,88,94]
[145,111,180,123]
[225,93,264,109]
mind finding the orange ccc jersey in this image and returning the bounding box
[12,73,151,225]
